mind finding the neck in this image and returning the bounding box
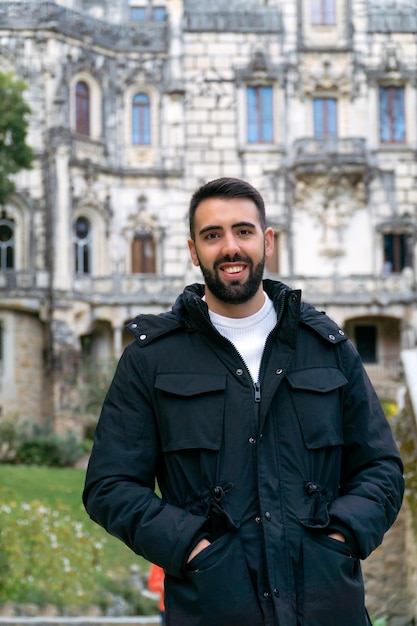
[204,285,265,319]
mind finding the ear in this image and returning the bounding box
[264,227,275,259]
[188,238,200,266]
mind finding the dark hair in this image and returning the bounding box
[189,177,266,240]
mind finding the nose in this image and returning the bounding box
[221,232,241,258]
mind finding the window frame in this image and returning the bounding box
[311,0,336,25]
[132,93,151,146]
[73,216,92,275]
[75,80,90,137]
[246,85,274,144]
[0,217,15,269]
[131,230,156,274]
[379,85,406,144]
[313,97,338,137]
[383,232,411,273]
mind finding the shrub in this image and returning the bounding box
[15,431,84,467]
[0,413,28,462]
[100,578,158,616]
[0,500,106,607]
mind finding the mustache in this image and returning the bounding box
[213,254,252,270]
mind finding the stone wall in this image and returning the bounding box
[363,505,414,626]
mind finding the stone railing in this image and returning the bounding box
[285,271,416,304]
[72,274,186,304]
[292,137,371,169]
[0,269,49,291]
[368,5,417,33]
[183,8,282,33]
[0,1,168,52]
[1,270,415,305]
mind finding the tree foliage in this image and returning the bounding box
[0,71,34,206]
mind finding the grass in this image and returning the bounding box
[0,464,150,580]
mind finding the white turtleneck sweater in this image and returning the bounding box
[208,293,277,383]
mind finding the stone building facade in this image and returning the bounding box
[1,0,416,426]
[0,0,417,622]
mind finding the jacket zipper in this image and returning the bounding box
[194,290,288,405]
[252,289,287,405]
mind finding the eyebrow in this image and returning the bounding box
[198,221,257,236]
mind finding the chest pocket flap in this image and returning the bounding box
[154,373,226,452]
[286,367,348,449]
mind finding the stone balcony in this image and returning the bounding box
[0,1,168,52]
[368,3,417,33]
[283,270,416,305]
[291,137,372,179]
[183,8,282,33]
[0,270,415,309]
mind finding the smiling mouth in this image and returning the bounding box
[222,265,246,275]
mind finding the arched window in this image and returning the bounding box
[132,230,156,273]
[76,81,90,136]
[74,216,91,274]
[132,93,151,145]
[0,217,15,268]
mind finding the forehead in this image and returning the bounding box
[194,197,261,230]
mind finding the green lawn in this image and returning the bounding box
[0,464,149,579]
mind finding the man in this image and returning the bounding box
[83,177,404,626]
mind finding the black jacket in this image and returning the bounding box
[83,280,404,626]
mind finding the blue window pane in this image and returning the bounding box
[327,98,337,136]
[393,88,405,142]
[247,86,273,143]
[379,88,390,142]
[314,99,324,136]
[247,87,258,143]
[133,93,150,104]
[130,7,146,20]
[153,7,167,21]
[261,87,273,142]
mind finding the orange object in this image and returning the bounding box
[148,563,165,612]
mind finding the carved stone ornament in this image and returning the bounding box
[293,174,366,258]
[123,194,161,242]
[299,56,358,101]
[235,49,283,86]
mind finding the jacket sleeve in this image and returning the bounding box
[82,343,208,578]
[328,339,404,559]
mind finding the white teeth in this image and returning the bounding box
[224,266,244,274]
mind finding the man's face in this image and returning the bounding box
[188,197,274,317]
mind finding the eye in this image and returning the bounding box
[205,232,220,240]
[238,228,252,236]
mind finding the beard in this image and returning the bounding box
[198,253,265,305]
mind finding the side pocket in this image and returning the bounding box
[297,533,368,626]
[165,532,263,626]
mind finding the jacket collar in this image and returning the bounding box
[127,280,297,346]
[126,279,346,347]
